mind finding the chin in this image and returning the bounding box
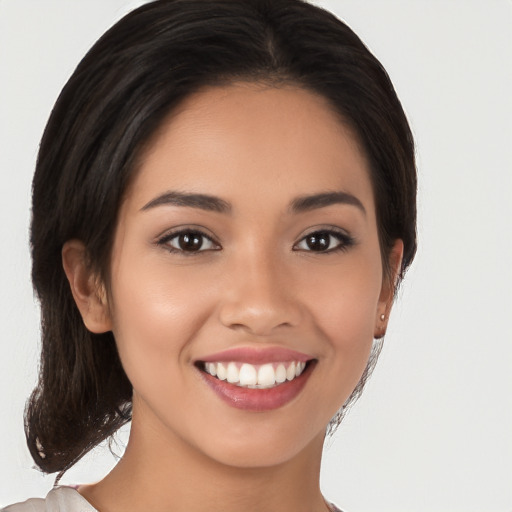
[187,417,326,470]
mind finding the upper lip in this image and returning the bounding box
[197,347,312,365]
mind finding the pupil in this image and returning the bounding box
[307,233,329,251]
[179,233,202,251]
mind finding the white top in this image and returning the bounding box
[2,487,343,512]
[1,487,97,512]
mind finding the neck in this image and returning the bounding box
[80,406,328,512]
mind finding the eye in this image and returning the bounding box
[294,229,354,253]
[158,229,219,254]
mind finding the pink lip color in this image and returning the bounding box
[199,347,311,365]
[198,361,315,412]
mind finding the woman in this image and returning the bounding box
[3,0,416,510]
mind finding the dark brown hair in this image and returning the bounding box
[27,0,417,475]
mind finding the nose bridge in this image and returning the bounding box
[218,243,300,335]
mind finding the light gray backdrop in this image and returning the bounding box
[1,1,511,511]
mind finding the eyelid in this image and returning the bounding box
[155,224,217,241]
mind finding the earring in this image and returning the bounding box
[380,313,385,321]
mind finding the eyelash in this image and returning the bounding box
[156,228,355,255]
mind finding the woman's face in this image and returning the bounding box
[107,83,399,468]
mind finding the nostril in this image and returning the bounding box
[219,304,300,337]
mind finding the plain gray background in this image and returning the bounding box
[1,1,511,510]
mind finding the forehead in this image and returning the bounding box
[126,83,374,214]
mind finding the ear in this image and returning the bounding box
[374,239,404,339]
[62,240,112,333]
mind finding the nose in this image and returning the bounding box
[218,252,302,337]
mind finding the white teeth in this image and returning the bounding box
[226,362,239,383]
[216,362,227,381]
[275,364,287,383]
[257,364,276,387]
[207,362,216,377]
[203,360,308,388]
[286,362,296,381]
[239,363,257,386]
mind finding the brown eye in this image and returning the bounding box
[177,233,203,251]
[294,230,354,253]
[304,232,330,251]
[163,230,218,253]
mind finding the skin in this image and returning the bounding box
[63,83,402,512]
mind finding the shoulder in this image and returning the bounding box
[1,497,45,512]
[1,487,97,512]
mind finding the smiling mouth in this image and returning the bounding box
[198,361,309,389]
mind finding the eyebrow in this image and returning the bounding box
[141,189,365,216]
[141,191,231,213]
[290,191,366,215]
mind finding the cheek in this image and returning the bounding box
[107,255,216,387]
[300,250,382,361]
[309,256,381,320]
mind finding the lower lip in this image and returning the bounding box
[198,362,314,412]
